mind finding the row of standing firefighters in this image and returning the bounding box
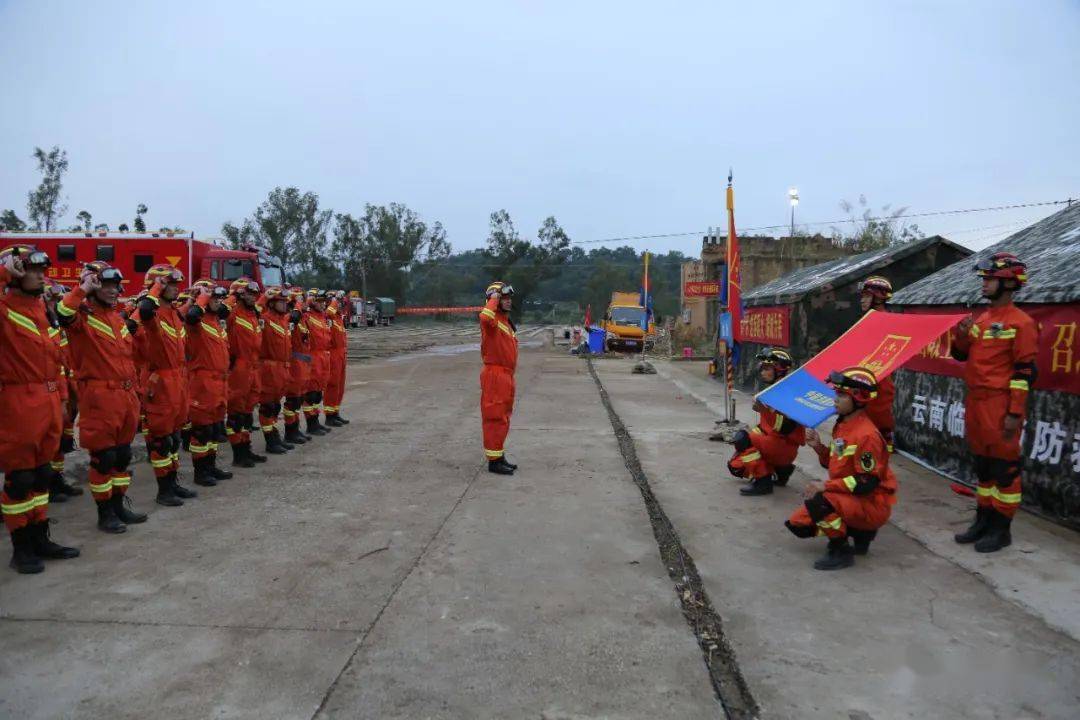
[0,244,351,574]
[725,253,1037,570]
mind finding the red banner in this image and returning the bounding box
[902,303,1080,395]
[739,306,791,346]
[398,306,483,315]
[684,281,720,297]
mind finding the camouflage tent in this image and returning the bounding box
[890,203,1080,529]
[730,235,971,389]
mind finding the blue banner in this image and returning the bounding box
[756,367,836,428]
[718,312,733,343]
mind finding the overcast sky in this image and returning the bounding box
[2,0,1077,254]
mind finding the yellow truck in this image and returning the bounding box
[603,291,655,352]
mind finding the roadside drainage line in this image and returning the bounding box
[587,357,760,720]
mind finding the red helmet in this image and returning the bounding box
[827,367,879,406]
[975,252,1027,286]
[144,263,184,288]
[859,276,893,301]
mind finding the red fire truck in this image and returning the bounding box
[0,230,285,291]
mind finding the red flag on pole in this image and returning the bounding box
[584,304,592,328]
[726,170,741,342]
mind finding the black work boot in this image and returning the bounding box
[774,465,795,487]
[97,499,129,532]
[192,457,217,487]
[739,474,775,496]
[247,443,268,463]
[954,507,991,544]
[488,458,515,475]
[284,425,307,445]
[502,457,518,471]
[9,528,45,574]
[975,511,1012,553]
[305,416,329,436]
[172,470,198,499]
[232,443,256,468]
[207,454,233,481]
[264,431,289,454]
[29,521,80,559]
[111,493,147,524]
[849,528,877,556]
[813,537,855,571]
[155,474,184,507]
[325,414,346,427]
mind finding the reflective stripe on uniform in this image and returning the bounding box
[267,321,288,336]
[480,308,496,320]
[1,498,36,514]
[56,301,77,317]
[150,457,173,469]
[740,450,762,462]
[111,474,131,487]
[484,448,504,458]
[816,515,844,531]
[89,477,114,493]
[200,321,222,337]
[773,413,785,432]
[160,322,179,338]
[1009,379,1029,391]
[86,315,117,338]
[842,475,858,492]
[188,442,212,453]
[5,308,42,336]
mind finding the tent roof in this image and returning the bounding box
[892,203,1080,306]
[742,235,968,307]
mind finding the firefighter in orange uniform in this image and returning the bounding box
[727,348,805,495]
[950,252,1037,553]
[479,281,518,475]
[257,287,294,454]
[786,367,897,570]
[57,262,147,533]
[137,264,197,506]
[323,290,350,427]
[858,276,896,452]
[44,280,84,502]
[225,277,267,467]
[284,286,312,445]
[183,280,234,487]
[302,288,333,436]
[1,245,79,573]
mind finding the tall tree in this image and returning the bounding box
[1,210,27,231]
[482,211,571,321]
[222,187,330,281]
[134,203,148,232]
[75,210,93,231]
[26,146,69,231]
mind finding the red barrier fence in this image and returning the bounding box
[397,306,484,315]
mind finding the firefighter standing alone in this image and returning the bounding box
[479,282,518,475]
[951,252,1037,553]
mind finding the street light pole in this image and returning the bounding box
[788,187,799,237]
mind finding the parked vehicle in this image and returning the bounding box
[366,297,396,326]
[603,290,655,352]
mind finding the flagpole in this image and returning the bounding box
[724,171,737,422]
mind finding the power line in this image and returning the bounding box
[569,197,1072,245]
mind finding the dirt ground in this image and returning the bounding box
[2,329,1077,720]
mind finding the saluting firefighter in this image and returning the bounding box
[183,280,234,487]
[951,252,1037,553]
[257,286,294,454]
[323,290,350,426]
[787,367,897,570]
[301,288,333,436]
[0,245,79,574]
[283,286,312,446]
[43,279,84,503]
[727,348,805,496]
[858,276,897,452]
[479,281,518,475]
[224,277,268,468]
[57,262,147,534]
[137,264,198,506]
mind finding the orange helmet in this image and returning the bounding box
[263,286,286,301]
[827,367,879,406]
[486,281,513,298]
[1,243,51,268]
[229,276,261,295]
[859,276,893,301]
[975,252,1027,286]
[144,263,183,288]
[755,348,794,379]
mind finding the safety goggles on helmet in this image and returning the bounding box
[99,268,124,284]
[23,250,51,268]
[212,286,228,298]
[827,367,879,403]
[975,252,1027,285]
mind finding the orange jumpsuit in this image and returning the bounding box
[786,411,897,539]
[258,308,292,435]
[479,296,518,461]
[226,300,263,450]
[303,309,331,421]
[57,286,141,501]
[184,298,230,461]
[950,304,1038,519]
[138,294,189,479]
[324,304,348,420]
[728,404,805,482]
[0,267,63,531]
[285,310,310,432]
[865,375,895,452]
[49,326,78,477]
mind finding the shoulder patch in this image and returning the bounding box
[859,451,876,472]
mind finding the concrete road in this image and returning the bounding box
[3,336,1079,719]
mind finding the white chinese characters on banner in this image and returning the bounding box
[946,402,965,437]
[912,395,928,425]
[910,395,964,438]
[929,398,947,431]
[1031,420,1067,465]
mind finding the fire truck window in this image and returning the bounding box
[210,261,221,280]
[96,245,115,262]
[223,259,253,281]
[58,245,76,261]
[134,254,153,272]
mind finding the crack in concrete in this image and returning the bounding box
[586,358,760,720]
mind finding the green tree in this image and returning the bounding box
[1,209,28,231]
[75,210,92,231]
[222,187,331,280]
[27,146,69,231]
[93,223,109,232]
[134,203,148,232]
[832,195,925,251]
[482,211,571,321]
